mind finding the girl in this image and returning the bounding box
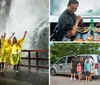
[77,63,82,80]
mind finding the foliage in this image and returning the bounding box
[50,43,100,64]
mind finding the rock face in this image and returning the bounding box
[30,17,49,50]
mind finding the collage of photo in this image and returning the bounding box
[0,0,100,85]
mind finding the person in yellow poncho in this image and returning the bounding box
[2,39,12,71]
[0,32,15,71]
[0,39,2,72]
[10,31,27,72]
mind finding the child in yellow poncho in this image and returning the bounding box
[10,31,27,72]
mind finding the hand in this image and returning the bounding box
[24,31,27,35]
[12,32,15,35]
[76,15,82,22]
[23,31,27,38]
[4,32,6,37]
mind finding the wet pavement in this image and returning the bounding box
[0,71,48,85]
[51,75,100,85]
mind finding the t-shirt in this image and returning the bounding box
[77,66,82,72]
[71,58,79,67]
[58,9,76,41]
[85,62,91,72]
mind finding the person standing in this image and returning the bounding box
[70,55,79,80]
[84,58,91,82]
[58,0,82,41]
[85,56,94,81]
[76,62,82,80]
[10,31,27,72]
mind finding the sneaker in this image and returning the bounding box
[74,78,76,80]
[71,77,72,80]
[15,70,19,72]
[0,70,2,73]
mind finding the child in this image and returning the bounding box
[77,63,82,80]
[84,58,91,82]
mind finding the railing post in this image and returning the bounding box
[36,52,38,72]
[28,52,31,71]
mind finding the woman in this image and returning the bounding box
[0,32,15,71]
[2,39,12,71]
[79,57,84,80]
[10,31,27,72]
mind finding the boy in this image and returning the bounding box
[84,58,91,82]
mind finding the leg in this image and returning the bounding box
[0,63,1,72]
[88,76,90,81]
[5,63,8,71]
[90,73,92,81]
[86,76,87,81]
[74,73,76,80]
[79,76,80,80]
[14,65,16,70]
[1,62,4,69]
[16,64,19,70]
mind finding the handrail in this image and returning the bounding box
[20,50,49,71]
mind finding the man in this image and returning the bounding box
[58,0,82,41]
[70,55,79,80]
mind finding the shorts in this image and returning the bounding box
[77,72,80,76]
[71,67,76,73]
[86,71,90,76]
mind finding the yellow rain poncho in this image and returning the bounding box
[0,48,1,63]
[0,38,11,63]
[10,38,24,65]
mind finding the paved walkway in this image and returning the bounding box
[0,71,48,85]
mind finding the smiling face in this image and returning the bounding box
[68,4,78,13]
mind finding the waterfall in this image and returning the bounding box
[5,0,49,50]
[0,0,11,34]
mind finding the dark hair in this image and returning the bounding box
[12,37,17,45]
[65,24,73,31]
[67,0,79,6]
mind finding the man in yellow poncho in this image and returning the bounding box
[10,31,27,72]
